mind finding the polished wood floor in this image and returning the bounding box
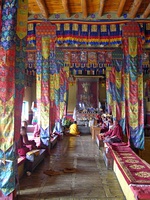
[17,135,125,200]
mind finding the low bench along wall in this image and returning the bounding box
[26,149,46,172]
[18,156,26,178]
[106,143,150,200]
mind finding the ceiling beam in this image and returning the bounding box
[62,0,70,18]
[36,0,49,19]
[128,0,142,18]
[142,3,150,18]
[81,0,87,18]
[117,0,127,17]
[98,0,105,17]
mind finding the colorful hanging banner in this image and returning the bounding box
[0,0,2,33]
[42,37,50,59]
[128,37,137,58]
[89,24,100,46]
[16,0,28,39]
[15,37,26,141]
[1,0,17,50]
[107,48,125,132]
[0,145,16,196]
[27,23,36,48]
[122,22,144,150]
[36,22,57,133]
[79,24,89,44]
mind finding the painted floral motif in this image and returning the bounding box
[135,171,150,178]
[129,164,145,170]
[120,153,132,156]
[125,159,139,163]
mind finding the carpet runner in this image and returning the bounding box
[110,144,150,185]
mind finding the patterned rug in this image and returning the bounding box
[111,145,150,185]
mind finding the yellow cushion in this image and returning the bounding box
[26,149,40,156]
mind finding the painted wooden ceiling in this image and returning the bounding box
[28,0,150,19]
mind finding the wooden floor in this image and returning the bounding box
[17,135,125,200]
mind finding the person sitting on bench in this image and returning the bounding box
[20,126,37,150]
[99,121,123,144]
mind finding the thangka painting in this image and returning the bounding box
[105,52,112,63]
[71,52,80,63]
[80,51,87,63]
[98,51,112,64]
[88,52,97,64]
[64,51,70,64]
[98,52,105,63]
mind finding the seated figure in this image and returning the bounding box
[99,121,123,144]
[97,117,109,133]
[69,121,80,136]
[20,126,37,150]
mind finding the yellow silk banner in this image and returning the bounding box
[42,37,50,59]
[0,97,14,151]
[16,0,28,39]
[128,37,137,58]
[129,102,138,129]
[40,103,50,129]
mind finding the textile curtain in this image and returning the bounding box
[106,49,125,132]
[122,22,144,150]
[123,37,144,149]
[0,0,18,196]
[36,22,57,139]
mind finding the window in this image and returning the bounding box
[22,101,29,121]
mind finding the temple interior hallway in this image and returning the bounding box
[18,135,125,200]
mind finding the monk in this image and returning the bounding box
[20,126,37,150]
[99,121,123,143]
[69,121,80,136]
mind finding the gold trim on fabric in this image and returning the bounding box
[28,23,34,31]
[128,37,137,58]
[91,25,97,32]
[110,24,116,32]
[129,102,138,129]
[146,23,150,30]
[72,24,78,31]
[82,24,88,32]
[56,24,60,31]
[101,25,107,32]
[64,23,70,31]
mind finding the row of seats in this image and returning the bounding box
[17,125,60,178]
[94,132,150,200]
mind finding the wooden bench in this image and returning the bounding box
[17,156,26,178]
[102,146,113,170]
[26,149,46,172]
[107,143,150,200]
[91,126,101,140]
[96,134,104,149]
[50,134,58,148]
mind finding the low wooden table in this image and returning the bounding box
[91,126,101,140]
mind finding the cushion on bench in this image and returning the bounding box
[26,149,46,172]
[130,185,150,200]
